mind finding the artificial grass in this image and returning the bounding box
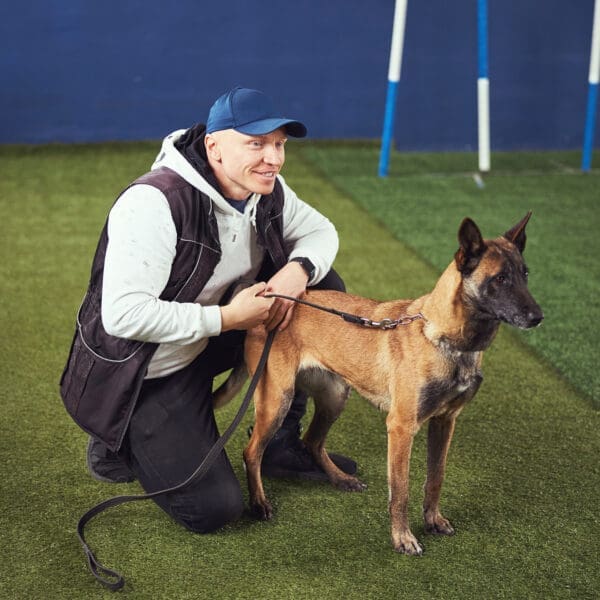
[0,142,598,599]
[298,142,600,407]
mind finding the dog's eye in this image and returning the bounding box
[523,268,529,279]
[495,274,507,284]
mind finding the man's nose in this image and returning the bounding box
[263,145,283,165]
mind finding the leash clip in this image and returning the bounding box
[360,313,424,330]
[360,317,397,330]
[396,313,425,326]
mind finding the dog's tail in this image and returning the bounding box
[212,363,249,409]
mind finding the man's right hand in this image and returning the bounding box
[219,282,274,332]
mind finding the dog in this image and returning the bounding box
[214,212,543,555]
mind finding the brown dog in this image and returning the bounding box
[214,213,543,555]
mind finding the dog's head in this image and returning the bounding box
[454,212,544,329]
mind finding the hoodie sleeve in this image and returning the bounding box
[101,184,222,344]
[278,176,339,285]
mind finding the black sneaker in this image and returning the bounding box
[259,429,357,482]
[86,437,136,484]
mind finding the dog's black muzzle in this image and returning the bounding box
[507,303,544,329]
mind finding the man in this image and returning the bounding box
[60,86,356,533]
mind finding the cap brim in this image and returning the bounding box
[235,118,307,138]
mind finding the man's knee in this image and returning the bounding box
[170,479,245,534]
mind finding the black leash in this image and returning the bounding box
[77,329,277,591]
[264,293,424,330]
[76,292,422,590]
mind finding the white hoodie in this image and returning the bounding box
[101,129,339,378]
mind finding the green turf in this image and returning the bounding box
[0,142,598,599]
[298,142,600,407]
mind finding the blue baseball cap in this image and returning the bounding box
[205,87,307,138]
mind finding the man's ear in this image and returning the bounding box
[204,134,221,161]
[503,211,532,254]
[455,217,486,274]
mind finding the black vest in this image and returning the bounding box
[60,167,288,451]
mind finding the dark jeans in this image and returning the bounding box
[120,269,345,532]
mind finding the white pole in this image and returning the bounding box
[590,0,600,83]
[378,0,408,177]
[387,0,408,83]
[478,79,491,172]
[477,0,491,172]
[582,0,600,171]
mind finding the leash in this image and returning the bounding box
[77,292,421,589]
[76,329,277,591]
[264,293,424,330]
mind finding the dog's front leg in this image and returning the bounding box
[386,411,422,555]
[423,414,457,536]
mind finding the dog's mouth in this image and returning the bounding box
[470,292,544,330]
[502,309,544,329]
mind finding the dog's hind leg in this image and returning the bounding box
[300,370,367,492]
[422,414,458,536]
[243,373,294,521]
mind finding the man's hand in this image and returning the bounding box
[264,261,310,331]
[220,282,275,331]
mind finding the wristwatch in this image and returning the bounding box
[289,256,316,280]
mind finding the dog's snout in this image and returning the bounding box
[525,307,544,328]
[510,304,544,329]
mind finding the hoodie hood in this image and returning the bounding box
[151,124,258,216]
[172,123,214,182]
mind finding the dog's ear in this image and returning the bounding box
[455,218,487,275]
[503,211,532,254]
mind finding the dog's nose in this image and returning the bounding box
[526,308,544,328]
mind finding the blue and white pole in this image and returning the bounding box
[582,0,600,172]
[477,0,491,172]
[378,0,408,177]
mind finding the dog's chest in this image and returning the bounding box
[417,350,482,421]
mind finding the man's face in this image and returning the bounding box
[205,128,287,199]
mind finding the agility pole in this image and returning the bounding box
[582,0,600,171]
[477,0,491,172]
[378,0,408,177]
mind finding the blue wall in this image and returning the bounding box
[1,1,598,151]
[396,0,598,150]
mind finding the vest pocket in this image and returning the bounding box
[61,334,95,417]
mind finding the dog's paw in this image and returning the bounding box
[392,532,424,556]
[424,516,455,536]
[335,476,367,492]
[250,499,274,521]
[423,512,455,536]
